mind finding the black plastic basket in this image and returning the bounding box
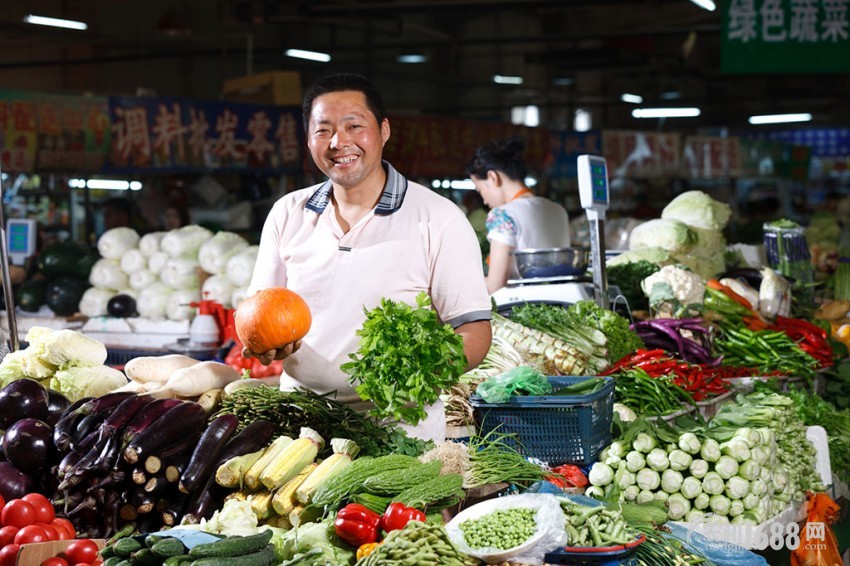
[470,376,614,466]
[106,348,173,367]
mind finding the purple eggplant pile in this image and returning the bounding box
[50,390,275,538]
[0,379,69,500]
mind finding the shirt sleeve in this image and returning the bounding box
[486,207,519,247]
[429,207,493,328]
[247,200,288,295]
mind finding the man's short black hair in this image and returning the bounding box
[301,73,387,132]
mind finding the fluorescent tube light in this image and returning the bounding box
[748,113,812,125]
[553,77,574,86]
[492,75,523,85]
[621,93,644,104]
[450,179,476,190]
[285,49,331,63]
[397,54,427,64]
[688,0,716,11]
[71,178,143,191]
[24,14,87,30]
[632,107,701,118]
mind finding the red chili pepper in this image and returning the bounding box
[334,503,382,547]
[381,502,426,532]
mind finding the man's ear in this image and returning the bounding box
[381,118,391,146]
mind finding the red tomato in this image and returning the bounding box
[0,494,5,510]
[0,544,19,566]
[52,517,75,540]
[1,499,36,528]
[41,558,69,566]
[36,522,59,540]
[63,539,99,565]
[22,494,55,524]
[14,524,48,544]
[0,525,19,546]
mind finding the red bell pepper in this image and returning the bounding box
[381,502,426,532]
[334,503,382,547]
[548,464,588,488]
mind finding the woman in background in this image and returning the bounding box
[162,204,191,230]
[467,137,571,293]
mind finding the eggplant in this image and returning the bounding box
[107,294,138,318]
[214,419,276,465]
[123,402,206,465]
[143,430,200,475]
[45,390,72,426]
[2,418,53,472]
[0,461,36,500]
[53,397,93,452]
[0,378,49,428]
[97,394,154,440]
[69,413,106,452]
[122,398,183,446]
[178,413,239,494]
[181,472,226,524]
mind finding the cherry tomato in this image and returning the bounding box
[15,524,48,545]
[52,517,75,540]
[0,544,20,566]
[0,525,19,546]
[1,499,36,528]
[0,494,5,510]
[41,558,69,566]
[22,493,55,524]
[36,522,59,541]
[63,539,99,565]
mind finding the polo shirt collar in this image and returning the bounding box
[305,160,408,216]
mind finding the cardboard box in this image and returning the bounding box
[16,539,106,565]
[222,71,302,106]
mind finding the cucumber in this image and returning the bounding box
[151,538,188,558]
[187,531,273,558]
[113,538,144,558]
[101,546,117,559]
[163,556,193,566]
[102,557,123,566]
[189,544,275,566]
[144,534,165,548]
[130,548,161,566]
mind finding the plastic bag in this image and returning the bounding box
[223,341,283,379]
[476,366,551,403]
[791,492,843,566]
[445,493,568,565]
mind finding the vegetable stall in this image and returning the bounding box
[0,188,846,565]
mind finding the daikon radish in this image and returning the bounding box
[148,361,241,398]
[124,354,202,384]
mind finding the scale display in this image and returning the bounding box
[6,219,37,265]
[577,155,609,210]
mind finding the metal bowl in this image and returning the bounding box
[512,247,590,278]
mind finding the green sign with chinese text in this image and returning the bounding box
[721,0,850,73]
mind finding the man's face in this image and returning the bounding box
[306,90,390,191]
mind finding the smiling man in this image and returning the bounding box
[244,73,492,442]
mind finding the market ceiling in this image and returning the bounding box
[1,0,848,132]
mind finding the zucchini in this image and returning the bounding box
[188,530,273,558]
[189,544,275,566]
[151,538,188,558]
[113,537,143,558]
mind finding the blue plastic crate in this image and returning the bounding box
[470,376,614,466]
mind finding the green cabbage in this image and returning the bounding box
[661,190,732,231]
[608,247,676,267]
[629,219,697,254]
[49,365,128,401]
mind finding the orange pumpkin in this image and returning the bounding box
[234,287,312,353]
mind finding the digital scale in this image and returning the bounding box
[491,154,614,312]
[6,218,37,266]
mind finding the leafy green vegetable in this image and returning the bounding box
[607,260,659,311]
[278,519,354,564]
[342,292,467,425]
[564,300,644,364]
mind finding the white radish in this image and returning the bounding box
[124,354,201,384]
[148,361,241,398]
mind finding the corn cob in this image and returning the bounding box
[243,435,293,491]
[260,427,324,491]
[295,438,360,505]
[225,490,249,502]
[249,491,275,520]
[288,505,305,528]
[272,463,316,516]
[264,514,291,529]
[311,454,418,507]
[215,448,265,489]
[362,460,442,496]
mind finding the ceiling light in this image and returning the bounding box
[748,113,813,125]
[450,179,476,190]
[553,77,574,86]
[492,75,523,85]
[621,93,643,104]
[632,107,701,118]
[24,14,87,30]
[661,91,682,100]
[688,0,716,11]
[71,178,142,191]
[285,49,331,63]
[397,54,427,64]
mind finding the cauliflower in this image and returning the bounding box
[641,265,706,317]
